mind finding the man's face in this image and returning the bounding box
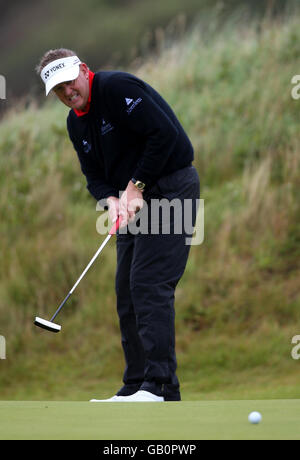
[53,63,90,110]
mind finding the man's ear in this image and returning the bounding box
[80,62,89,78]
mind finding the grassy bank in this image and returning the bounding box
[0,11,300,400]
[2,0,291,102]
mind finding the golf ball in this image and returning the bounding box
[248,411,262,424]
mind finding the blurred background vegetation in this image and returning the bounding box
[0,0,300,400]
[0,0,294,105]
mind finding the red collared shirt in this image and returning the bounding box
[74,70,95,117]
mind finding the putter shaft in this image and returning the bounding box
[35,218,121,331]
[50,233,112,322]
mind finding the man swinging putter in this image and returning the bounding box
[36,48,200,402]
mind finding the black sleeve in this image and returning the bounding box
[103,74,179,186]
[67,117,118,202]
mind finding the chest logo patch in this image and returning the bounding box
[101,119,114,135]
[125,97,142,114]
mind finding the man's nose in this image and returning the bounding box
[62,83,73,96]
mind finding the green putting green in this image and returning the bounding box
[0,399,299,440]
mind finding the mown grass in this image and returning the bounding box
[0,10,300,401]
[1,400,300,440]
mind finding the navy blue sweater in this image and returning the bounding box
[67,71,194,201]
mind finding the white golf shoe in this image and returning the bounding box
[90,390,164,402]
[89,395,123,402]
[116,390,164,402]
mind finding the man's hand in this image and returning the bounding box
[106,196,119,224]
[119,180,144,228]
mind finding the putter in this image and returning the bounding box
[34,217,121,333]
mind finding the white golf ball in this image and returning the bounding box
[248,411,262,424]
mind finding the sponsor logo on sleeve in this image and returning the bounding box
[82,140,91,153]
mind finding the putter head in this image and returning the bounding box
[34,317,61,333]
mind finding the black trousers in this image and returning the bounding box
[115,166,200,400]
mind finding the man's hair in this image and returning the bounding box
[36,48,78,75]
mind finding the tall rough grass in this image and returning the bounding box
[0,10,299,400]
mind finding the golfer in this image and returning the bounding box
[36,48,200,402]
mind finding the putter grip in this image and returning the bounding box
[109,216,121,235]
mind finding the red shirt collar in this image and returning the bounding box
[74,70,95,117]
